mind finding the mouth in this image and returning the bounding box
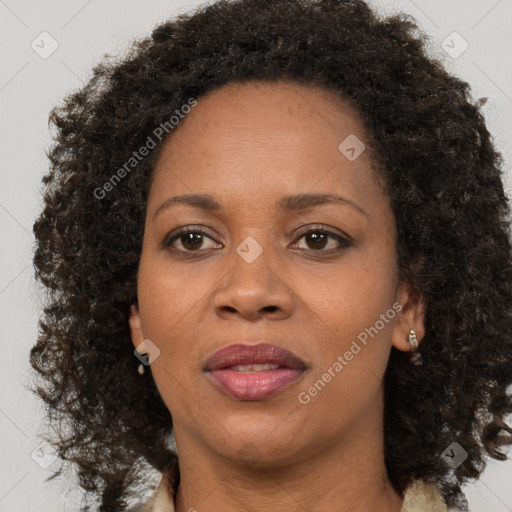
[204,343,307,401]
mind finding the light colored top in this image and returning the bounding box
[132,473,450,512]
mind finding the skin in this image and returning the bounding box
[129,80,425,512]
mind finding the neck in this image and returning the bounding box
[172,408,403,512]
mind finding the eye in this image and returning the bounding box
[292,226,353,253]
[163,225,353,255]
[163,227,221,253]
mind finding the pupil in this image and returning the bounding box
[180,232,328,251]
[183,233,202,250]
[308,232,327,249]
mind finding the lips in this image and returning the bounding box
[204,343,307,400]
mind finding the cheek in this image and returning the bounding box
[298,265,397,424]
[136,257,198,414]
[302,248,398,400]
[137,250,199,339]
[313,253,397,339]
[136,248,218,384]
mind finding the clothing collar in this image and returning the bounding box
[140,473,449,512]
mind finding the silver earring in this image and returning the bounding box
[407,329,423,366]
[407,329,418,350]
[138,363,145,375]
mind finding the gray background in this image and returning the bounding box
[1,0,511,510]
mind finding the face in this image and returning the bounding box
[129,80,424,468]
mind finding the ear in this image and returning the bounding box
[391,280,426,352]
[129,304,146,350]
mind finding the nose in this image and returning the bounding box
[212,240,294,322]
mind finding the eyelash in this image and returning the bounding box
[162,225,353,256]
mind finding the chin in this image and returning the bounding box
[211,428,307,467]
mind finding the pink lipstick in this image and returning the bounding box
[204,343,307,400]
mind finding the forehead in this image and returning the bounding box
[149,80,383,214]
[160,80,369,151]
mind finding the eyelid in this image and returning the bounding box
[292,223,354,244]
[162,223,354,254]
[161,225,220,249]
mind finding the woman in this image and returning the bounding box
[30,0,512,511]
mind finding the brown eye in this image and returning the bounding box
[163,225,352,256]
[177,232,205,251]
[303,232,329,250]
[164,228,221,252]
[294,228,353,253]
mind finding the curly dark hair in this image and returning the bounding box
[29,0,512,510]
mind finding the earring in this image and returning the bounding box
[138,363,145,375]
[407,329,418,351]
[407,329,423,366]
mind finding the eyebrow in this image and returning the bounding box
[153,192,368,220]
